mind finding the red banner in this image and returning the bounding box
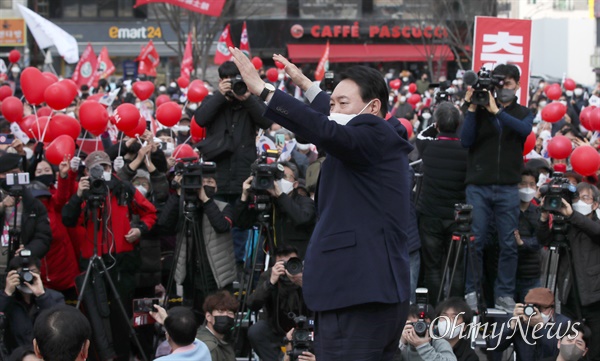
[181,33,193,80]
[240,21,250,57]
[92,46,116,87]
[472,17,532,106]
[214,24,233,65]
[134,0,226,17]
[137,40,159,77]
[72,43,97,87]
[314,40,329,81]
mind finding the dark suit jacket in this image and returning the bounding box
[264,90,414,311]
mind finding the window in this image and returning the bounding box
[53,0,141,18]
[0,0,12,9]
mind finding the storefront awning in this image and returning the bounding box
[287,44,455,63]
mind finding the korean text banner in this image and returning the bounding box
[134,0,226,17]
[473,16,532,106]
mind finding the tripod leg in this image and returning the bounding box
[446,235,465,300]
[437,236,457,304]
[76,257,98,309]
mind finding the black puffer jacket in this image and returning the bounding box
[194,93,273,195]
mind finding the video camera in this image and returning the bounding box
[429,80,451,104]
[17,249,34,285]
[411,288,430,337]
[322,71,337,95]
[454,203,473,233]
[539,172,577,213]
[286,313,314,361]
[174,158,217,204]
[84,164,108,202]
[247,150,284,213]
[229,75,248,97]
[463,67,505,106]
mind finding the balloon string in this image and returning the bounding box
[77,131,87,158]
[172,135,191,159]
[33,104,41,142]
[181,135,192,145]
[95,135,99,151]
[117,132,124,157]
[40,110,54,143]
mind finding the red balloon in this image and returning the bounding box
[187,80,208,103]
[547,135,573,159]
[408,83,417,93]
[30,116,50,141]
[132,81,155,101]
[156,94,170,109]
[399,118,413,139]
[113,103,140,132]
[46,135,75,166]
[125,116,147,138]
[46,114,81,141]
[173,144,198,160]
[42,72,58,84]
[389,79,401,90]
[563,78,576,91]
[407,93,421,105]
[19,115,36,138]
[79,101,109,135]
[580,106,596,130]
[177,76,190,89]
[275,60,285,69]
[266,68,278,83]
[1,96,23,123]
[545,84,562,101]
[541,102,567,123]
[8,50,21,64]
[21,67,53,105]
[190,116,206,142]
[523,131,536,155]
[87,94,103,102]
[571,145,600,176]
[251,57,263,70]
[61,79,78,99]
[36,106,52,117]
[590,107,600,131]
[45,82,75,110]
[156,101,182,127]
[0,85,12,101]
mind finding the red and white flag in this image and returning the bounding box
[72,43,97,87]
[240,21,251,57]
[472,17,532,106]
[314,40,329,81]
[137,40,160,77]
[181,33,193,81]
[134,0,226,17]
[214,24,234,65]
[92,46,115,87]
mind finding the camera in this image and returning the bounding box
[250,150,284,192]
[85,164,108,201]
[17,249,34,285]
[523,304,536,317]
[454,203,473,233]
[284,257,303,276]
[229,75,247,96]
[323,71,336,94]
[174,159,216,204]
[539,172,577,213]
[412,288,430,337]
[286,313,314,361]
[463,67,505,106]
[429,80,451,104]
[5,172,29,197]
[132,298,160,313]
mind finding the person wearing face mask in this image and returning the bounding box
[542,323,590,361]
[537,182,600,361]
[434,298,478,361]
[417,73,430,95]
[157,168,236,315]
[246,245,311,361]
[461,64,534,313]
[235,162,315,258]
[417,107,433,133]
[196,290,239,361]
[490,288,572,361]
[394,92,413,121]
[572,86,588,114]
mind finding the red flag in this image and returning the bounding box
[134,0,226,17]
[314,41,329,81]
[72,43,97,87]
[92,47,115,88]
[240,21,251,57]
[137,40,160,77]
[181,33,193,80]
[214,24,234,65]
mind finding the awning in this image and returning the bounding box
[287,44,455,63]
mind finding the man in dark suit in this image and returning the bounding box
[231,47,412,361]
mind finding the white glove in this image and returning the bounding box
[70,156,81,172]
[113,156,125,172]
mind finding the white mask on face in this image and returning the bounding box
[188,103,198,111]
[572,200,593,216]
[176,125,190,132]
[277,179,294,194]
[541,312,551,324]
[135,185,148,197]
[437,320,462,340]
[388,95,394,103]
[328,100,374,126]
[402,77,409,82]
[103,171,112,181]
[560,100,568,107]
[165,142,175,154]
[538,100,547,108]
[574,88,583,97]
[399,96,407,103]
[422,113,432,120]
[566,90,574,97]
[539,83,546,89]
[519,187,536,203]
[269,131,276,137]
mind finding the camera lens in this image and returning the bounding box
[413,321,428,337]
[232,81,248,96]
[523,305,535,317]
[21,271,33,283]
[285,257,303,275]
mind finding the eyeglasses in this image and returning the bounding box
[576,195,594,202]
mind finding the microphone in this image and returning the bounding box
[463,70,478,86]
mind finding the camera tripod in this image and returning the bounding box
[76,196,148,361]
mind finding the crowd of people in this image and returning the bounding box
[0,53,599,361]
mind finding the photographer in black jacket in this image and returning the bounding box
[416,102,467,305]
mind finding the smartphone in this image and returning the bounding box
[132,298,159,313]
[160,142,168,151]
[275,134,285,148]
[0,133,14,145]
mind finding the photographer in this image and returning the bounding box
[283,327,316,361]
[435,298,478,361]
[234,161,315,258]
[461,64,534,312]
[399,304,456,361]
[537,182,600,360]
[0,254,64,354]
[246,245,310,361]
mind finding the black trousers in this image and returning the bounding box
[313,300,409,361]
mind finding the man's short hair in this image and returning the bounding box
[493,64,521,83]
[218,61,240,79]
[562,321,591,348]
[164,307,198,347]
[435,297,474,325]
[156,129,173,138]
[203,290,239,314]
[279,161,299,180]
[339,66,388,117]
[33,306,91,361]
[274,245,299,260]
[8,255,41,272]
[433,102,460,133]
[521,169,539,183]
[576,182,600,203]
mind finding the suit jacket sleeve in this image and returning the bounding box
[310,91,331,115]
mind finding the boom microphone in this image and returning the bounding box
[463,70,478,86]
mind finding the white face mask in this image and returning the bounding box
[539,83,546,89]
[560,100,568,107]
[437,319,462,340]
[103,171,112,182]
[541,312,551,324]
[537,173,549,188]
[399,96,407,103]
[165,142,175,154]
[388,95,394,103]
[175,125,190,133]
[328,100,374,126]
[422,113,432,120]
[574,88,583,97]
[188,103,198,111]
[277,179,294,194]
[402,77,409,82]
[135,185,148,197]
[566,90,573,97]
[572,200,593,216]
[538,100,547,108]
[519,187,536,203]
[269,131,277,137]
